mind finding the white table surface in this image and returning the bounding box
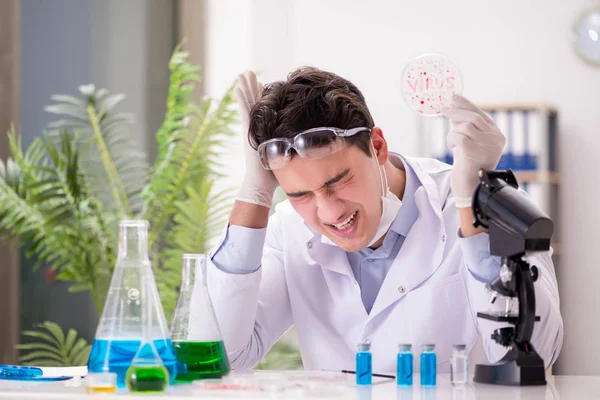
[0,371,597,399]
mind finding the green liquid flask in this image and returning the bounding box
[170,254,231,382]
[125,229,171,394]
[173,341,229,381]
[126,365,169,394]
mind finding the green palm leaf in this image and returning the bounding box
[69,338,93,366]
[4,46,242,367]
[44,85,149,219]
[0,129,115,311]
[143,49,237,250]
[156,184,233,320]
[18,351,65,364]
[138,49,237,319]
[15,321,91,367]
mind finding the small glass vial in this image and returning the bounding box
[397,344,413,387]
[84,372,117,394]
[420,344,436,387]
[356,342,372,385]
[450,344,468,385]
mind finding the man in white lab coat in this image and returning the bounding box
[203,68,563,374]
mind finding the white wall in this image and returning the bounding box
[205,0,600,375]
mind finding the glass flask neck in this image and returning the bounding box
[133,264,163,363]
[118,220,150,261]
[181,254,206,290]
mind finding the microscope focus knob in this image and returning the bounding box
[491,327,515,347]
[531,265,540,282]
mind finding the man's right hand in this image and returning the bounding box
[234,71,278,210]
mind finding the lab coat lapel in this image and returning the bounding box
[302,224,367,319]
[367,160,448,320]
[301,222,354,278]
[309,240,354,278]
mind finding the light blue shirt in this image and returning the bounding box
[344,156,420,313]
[211,157,500,314]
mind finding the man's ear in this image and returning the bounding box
[370,127,388,165]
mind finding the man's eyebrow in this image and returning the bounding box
[286,190,312,198]
[285,169,350,198]
[324,169,350,186]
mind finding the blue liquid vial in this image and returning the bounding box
[356,342,372,385]
[87,338,178,388]
[397,344,413,387]
[420,344,436,387]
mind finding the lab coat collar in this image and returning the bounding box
[301,223,353,277]
[368,155,452,319]
[387,153,420,238]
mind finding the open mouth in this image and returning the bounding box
[326,210,358,237]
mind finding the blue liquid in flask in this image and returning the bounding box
[88,338,177,387]
[89,221,178,388]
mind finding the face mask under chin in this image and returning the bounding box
[366,139,403,248]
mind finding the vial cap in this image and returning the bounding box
[422,344,435,351]
[398,344,412,351]
[453,344,466,350]
[357,342,371,351]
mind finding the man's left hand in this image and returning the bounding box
[441,94,506,209]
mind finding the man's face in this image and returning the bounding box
[273,130,388,252]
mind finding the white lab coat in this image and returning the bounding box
[205,156,563,374]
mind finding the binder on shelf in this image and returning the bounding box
[485,106,558,173]
[511,110,526,170]
[418,105,558,176]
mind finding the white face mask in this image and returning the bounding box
[367,140,402,248]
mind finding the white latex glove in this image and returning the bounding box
[441,94,506,208]
[234,71,278,209]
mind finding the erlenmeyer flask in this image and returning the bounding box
[170,254,230,382]
[125,264,169,393]
[87,220,177,387]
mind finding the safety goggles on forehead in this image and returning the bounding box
[257,126,371,170]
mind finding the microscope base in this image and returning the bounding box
[474,348,546,386]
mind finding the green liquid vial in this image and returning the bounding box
[174,340,230,382]
[126,365,169,394]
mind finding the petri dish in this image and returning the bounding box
[192,377,288,398]
[401,53,463,116]
[282,370,350,383]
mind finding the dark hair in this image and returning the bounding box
[248,66,374,157]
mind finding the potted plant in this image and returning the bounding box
[0,47,236,365]
[0,47,301,370]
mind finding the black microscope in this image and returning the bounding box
[470,169,554,386]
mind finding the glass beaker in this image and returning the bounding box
[87,220,177,387]
[170,254,230,382]
[125,265,169,393]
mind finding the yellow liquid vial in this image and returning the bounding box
[84,372,117,394]
[85,385,117,394]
